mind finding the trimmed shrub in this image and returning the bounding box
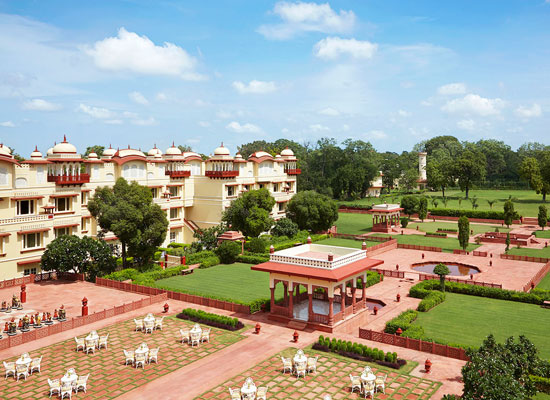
[215,241,241,264]
[437,228,457,233]
[271,218,299,237]
[384,309,418,334]
[401,217,409,228]
[400,325,426,339]
[177,308,243,331]
[168,242,190,249]
[428,208,520,220]
[245,237,267,254]
[530,375,550,394]
[236,253,270,264]
[425,232,447,237]
[417,291,446,312]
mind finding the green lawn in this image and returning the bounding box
[535,230,550,238]
[392,233,480,253]
[413,293,550,359]
[533,392,550,400]
[407,220,510,235]
[537,272,550,290]
[316,237,380,249]
[335,212,373,235]
[508,246,550,258]
[340,189,547,217]
[155,263,280,303]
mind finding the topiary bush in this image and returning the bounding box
[215,240,241,264]
[417,291,446,312]
[245,237,267,254]
[384,309,418,334]
[271,218,299,237]
[401,217,409,228]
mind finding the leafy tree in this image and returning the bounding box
[222,188,275,237]
[503,199,516,228]
[286,190,338,232]
[84,145,105,157]
[41,235,115,279]
[399,168,419,192]
[400,217,409,228]
[88,178,169,267]
[177,145,193,153]
[215,241,241,264]
[400,195,419,217]
[192,224,227,251]
[506,232,511,252]
[246,237,267,253]
[458,216,470,250]
[271,218,299,238]
[426,147,454,197]
[461,335,540,400]
[538,205,548,230]
[433,263,450,292]
[519,156,543,193]
[452,147,486,199]
[418,196,428,222]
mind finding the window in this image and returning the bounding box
[0,237,4,255]
[158,165,164,176]
[91,165,100,179]
[15,177,28,188]
[17,200,35,216]
[0,167,7,186]
[258,184,265,189]
[258,161,274,176]
[105,173,114,181]
[169,232,177,243]
[170,208,180,219]
[151,187,159,199]
[273,183,279,192]
[278,202,285,212]
[81,218,88,232]
[23,232,41,249]
[227,186,235,197]
[242,184,250,192]
[55,197,71,212]
[169,186,179,197]
[55,227,71,238]
[36,166,45,184]
[23,268,37,276]
[147,172,154,180]
[81,192,88,205]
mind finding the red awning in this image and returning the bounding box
[0,233,11,238]
[17,228,50,235]
[170,225,184,230]
[104,236,118,241]
[166,184,183,187]
[49,193,79,198]
[81,215,92,219]
[54,223,79,229]
[251,258,384,282]
[11,196,44,201]
[17,258,41,266]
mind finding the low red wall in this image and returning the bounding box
[473,251,487,257]
[367,239,398,256]
[397,243,442,252]
[0,272,83,290]
[374,269,405,279]
[523,261,550,292]
[500,254,550,263]
[417,274,502,288]
[452,249,467,255]
[358,328,469,361]
[0,293,167,351]
[95,278,251,314]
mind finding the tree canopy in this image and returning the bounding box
[286,190,338,232]
[87,177,168,267]
[458,216,470,250]
[222,188,275,237]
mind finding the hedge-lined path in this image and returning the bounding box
[0,316,244,399]
[196,348,441,400]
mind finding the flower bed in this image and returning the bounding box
[176,308,244,331]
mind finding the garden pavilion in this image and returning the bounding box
[251,243,383,332]
[367,204,403,233]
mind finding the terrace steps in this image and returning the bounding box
[287,320,308,330]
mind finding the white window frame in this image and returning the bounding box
[170,208,179,220]
[23,232,41,250]
[169,232,177,243]
[16,200,35,216]
[55,227,71,238]
[169,186,179,197]
[23,268,37,276]
[55,197,71,212]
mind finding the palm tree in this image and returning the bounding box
[458,198,462,209]
[443,197,449,208]
[470,196,478,210]
[487,199,497,209]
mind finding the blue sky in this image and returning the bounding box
[0,0,549,157]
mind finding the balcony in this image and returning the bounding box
[205,170,239,179]
[165,170,191,178]
[285,169,301,175]
[47,174,90,185]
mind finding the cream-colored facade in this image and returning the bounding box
[0,138,299,280]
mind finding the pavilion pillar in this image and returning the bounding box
[307,285,313,323]
[288,283,294,319]
[283,282,288,306]
[352,279,357,314]
[362,273,367,308]
[341,284,346,319]
[270,286,275,312]
[328,296,334,325]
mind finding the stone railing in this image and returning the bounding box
[0,214,51,226]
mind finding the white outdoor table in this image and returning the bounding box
[361,372,376,384]
[190,324,202,335]
[144,314,155,324]
[241,383,257,396]
[293,354,307,365]
[15,356,31,367]
[61,373,78,387]
[86,331,99,347]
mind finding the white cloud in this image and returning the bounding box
[258,1,356,40]
[421,100,433,106]
[131,117,156,126]
[367,130,387,139]
[438,82,466,95]
[342,124,350,131]
[309,123,330,132]
[198,121,211,128]
[398,109,412,117]
[155,92,168,101]
[318,107,340,116]
[226,121,262,134]
[85,28,203,80]
[104,119,123,125]
[0,121,15,127]
[22,98,61,111]
[515,103,542,118]
[122,111,138,119]
[457,119,476,131]
[314,37,377,60]
[78,103,116,119]
[129,91,149,105]
[281,127,290,134]
[441,94,505,116]
[217,110,233,119]
[232,80,277,94]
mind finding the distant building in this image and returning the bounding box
[417,152,427,189]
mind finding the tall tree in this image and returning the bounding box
[458,216,470,251]
[222,188,275,237]
[503,199,516,228]
[88,178,168,267]
[538,205,548,231]
[286,190,338,232]
[426,148,453,197]
[452,147,486,198]
[400,195,419,217]
[399,168,420,192]
[418,196,428,222]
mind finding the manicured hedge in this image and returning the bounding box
[184,250,221,269]
[347,271,382,289]
[437,228,457,233]
[314,335,405,369]
[425,232,447,237]
[104,264,189,286]
[236,253,270,264]
[417,291,446,312]
[384,309,418,334]
[177,308,244,331]
[339,204,373,211]
[410,279,550,305]
[428,208,520,220]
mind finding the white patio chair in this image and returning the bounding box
[349,374,361,393]
[74,337,85,352]
[99,333,109,349]
[242,394,256,400]
[144,320,155,334]
[190,331,201,347]
[364,382,375,398]
[60,382,73,399]
[3,361,15,379]
[134,353,146,369]
[201,328,210,343]
[228,388,241,400]
[134,319,143,332]
[180,329,190,343]
[48,378,61,398]
[123,350,134,365]
[306,356,318,374]
[154,316,164,330]
[15,364,28,381]
[375,373,387,393]
[295,361,306,378]
[85,339,96,354]
[30,356,42,375]
[281,356,292,374]
[148,348,159,364]
[75,374,89,393]
[256,386,268,400]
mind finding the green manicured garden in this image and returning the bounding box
[392,233,480,252]
[406,220,510,235]
[411,293,550,358]
[335,212,372,235]
[535,230,550,238]
[508,246,550,258]
[340,189,547,217]
[155,263,278,304]
[537,272,550,290]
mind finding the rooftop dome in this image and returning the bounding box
[52,135,77,154]
[46,147,54,156]
[117,148,146,158]
[30,146,42,159]
[253,151,271,158]
[165,143,182,156]
[148,145,162,157]
[182,151,201,159]
[235,153,243,160]
[103,145,116,158]
[0,144,12,156]
[275,154,282,159]
[280,147,294,157]
[88,152,98,160]
[213,143,230,156]
[154,152,163,159]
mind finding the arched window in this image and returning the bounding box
[106,173,114,181]
[0,167,8,186]
[15,177,28,188]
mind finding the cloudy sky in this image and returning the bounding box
[0,0,549,157]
